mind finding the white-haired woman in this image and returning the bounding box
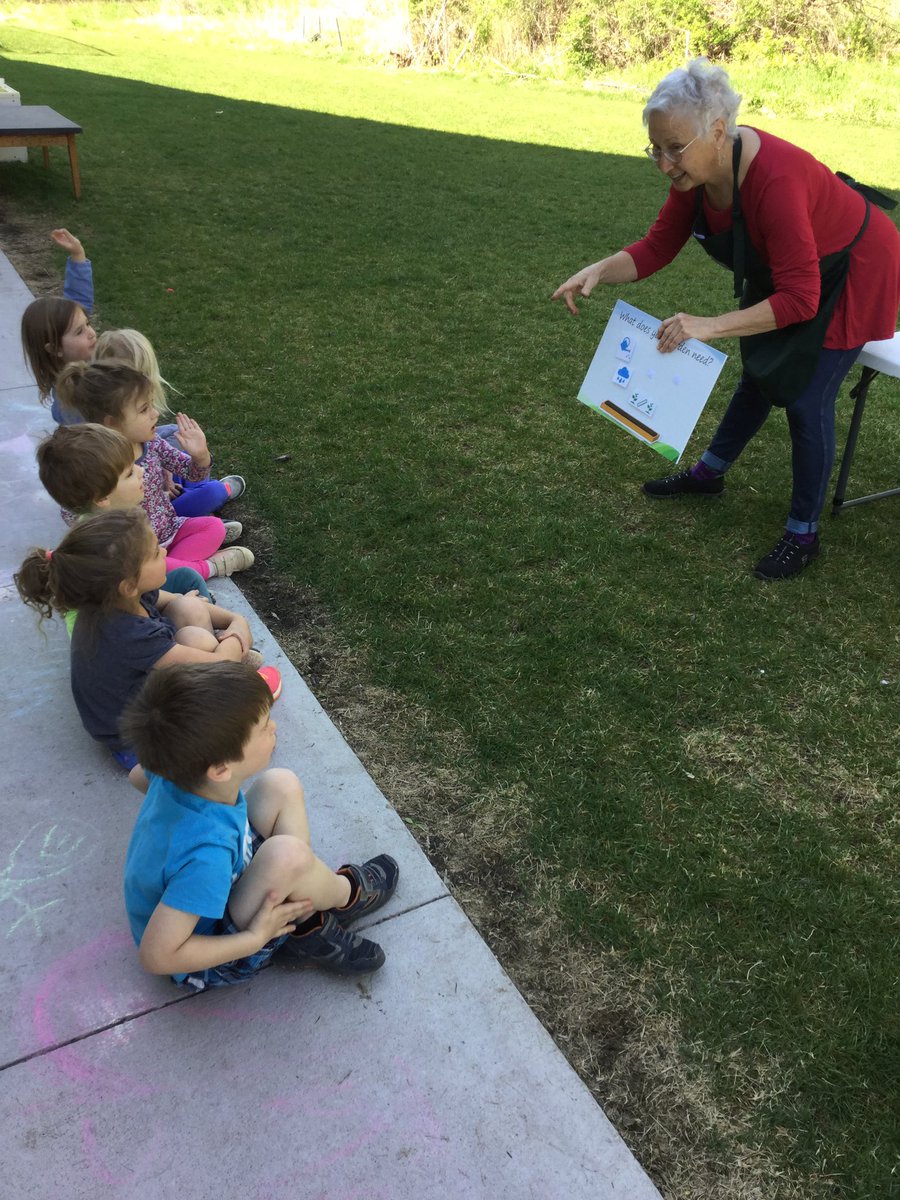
[553,59,900,580]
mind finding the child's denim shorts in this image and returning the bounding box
[178,829,290,992]
[179,913,290,992]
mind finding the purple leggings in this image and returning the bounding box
[172,478,231,517]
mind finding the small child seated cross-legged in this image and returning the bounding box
[93,328,245,518]
[14,509,274,770]
[36,422,213,607]
[121,662,399,990]
[55,360,253,580]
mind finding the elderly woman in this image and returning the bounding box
[554,59,900,580]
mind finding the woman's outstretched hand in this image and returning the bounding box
[551,264,604,315]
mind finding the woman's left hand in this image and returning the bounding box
[656,313,718,353]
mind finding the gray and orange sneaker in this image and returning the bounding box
[331,855,399,926]
[275,911,385,974]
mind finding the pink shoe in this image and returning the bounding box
[258,666,282,701]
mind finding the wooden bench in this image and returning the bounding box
[0,105,82,198]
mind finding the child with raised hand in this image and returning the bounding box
[94,328,246,518]
[20,229,96,423]
[14,509,277,771]
[21,231,244,521]
[56,360,253,580]
[35,422,213,607]
[122,662,399,990]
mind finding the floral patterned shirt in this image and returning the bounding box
[138,436,211,546]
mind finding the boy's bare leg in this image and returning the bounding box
[227,835,351,930]
[246,768,311,844]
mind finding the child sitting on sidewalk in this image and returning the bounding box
[20,228,243,516]
[56,360,253,580]
[94,327,244,518]
[36,422,213,606]
[121,661,399,990]
[15,509,275,770]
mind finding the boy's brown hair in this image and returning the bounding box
[37,423,136,513]
[120,662,273,791]
[55,360,152,425]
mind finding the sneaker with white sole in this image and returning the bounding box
[221,475,246,501]
[206,546,255,578]
[222,521,243,546]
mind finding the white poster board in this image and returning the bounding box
[578,299,728,463]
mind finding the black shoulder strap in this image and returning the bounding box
[836,172,896,211]
[731,135,744,299]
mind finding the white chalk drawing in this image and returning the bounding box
[0,821,94,937]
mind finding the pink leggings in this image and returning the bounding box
[164,516,225,580]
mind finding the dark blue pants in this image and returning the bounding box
[701,345,863,534]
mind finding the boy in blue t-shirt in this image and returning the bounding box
[122,662,399,991]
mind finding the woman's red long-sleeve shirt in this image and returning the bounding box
[624,128,900,349]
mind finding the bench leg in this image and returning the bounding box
[42,146,50,169]
[66,134,81,199]
[832,367,878,515]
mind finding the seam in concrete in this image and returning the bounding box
[0,892,455,1074]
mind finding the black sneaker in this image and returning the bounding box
[754,534,820,581]
[274,911,385,973]
[642,468,724,498]
[332,855,399,926]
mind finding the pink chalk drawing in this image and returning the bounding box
[1,820,96,938]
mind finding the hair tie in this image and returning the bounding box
[45,549,53,562]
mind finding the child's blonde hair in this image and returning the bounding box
[56,360,152,426]
[15,509,155,631]
[94,329,179,416]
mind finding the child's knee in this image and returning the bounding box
[259,767,304,803]
[174,625,218,652]
[256,833,314,879]
[166,594,212,630]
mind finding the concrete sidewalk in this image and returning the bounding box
[0,248,662,1200]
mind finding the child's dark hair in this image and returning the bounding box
[37,423,136,513]
[21,296,82,400]
[55,360,152,425]
[121,662,273,790]
[15,508,155,626]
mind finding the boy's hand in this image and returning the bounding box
[173,413,210,466]
[50,228,86,262]
[248,890,315,946]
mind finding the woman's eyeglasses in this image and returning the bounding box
[644,134,701,165]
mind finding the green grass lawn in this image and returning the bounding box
[1,15,898,1199]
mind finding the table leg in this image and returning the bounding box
[831,367,877,514]
[42,146,50,168]
[66,134,81,199]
